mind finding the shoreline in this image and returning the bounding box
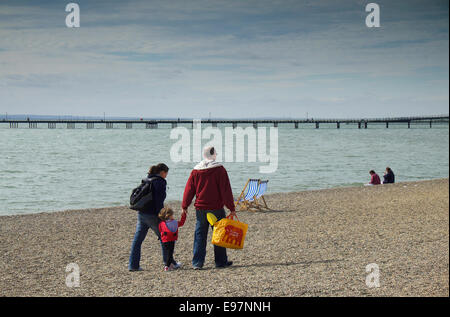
[2,178,448,217]
[0,178,448,296]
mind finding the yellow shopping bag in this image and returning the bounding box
[211,215,248,249]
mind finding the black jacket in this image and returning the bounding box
[141,174,167,215]
[383,171,395,184]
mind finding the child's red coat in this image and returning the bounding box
[159,212,187,243]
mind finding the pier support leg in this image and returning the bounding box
[253,122,258,129]
[408,121,411,129]
[294,122,298,129]
[273,122,278,128]
[337,122,340,129]
[364,122,368,129]
[171,122,177,128]
[48,122,56,129]
[232,122,237,129]
[192,120,201,129]
[430,121,432,128]
[87,122,94,129]
[212,122,217,128]
[315,122,319,129]
[358,122,361,129]
[10,122,18,128]
[67,123,75,129]
[126,123,132,129]
[386,122,389,128]
[146,123,157,129]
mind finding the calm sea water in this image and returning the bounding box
[0,122,448,215]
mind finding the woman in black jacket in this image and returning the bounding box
[383,167,395,184]
[128,163,178,271]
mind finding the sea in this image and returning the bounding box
[0,121,448,215]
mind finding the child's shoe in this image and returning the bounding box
[164,264,175,272]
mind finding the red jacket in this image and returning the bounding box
[370,173,381,185]
[182,165,235,212]
[159,212,186,243]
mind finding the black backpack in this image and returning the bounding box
[129,177,157,211]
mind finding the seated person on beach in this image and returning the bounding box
[368,170,381,185]
[383,167,395,184]
[158,207,187,272]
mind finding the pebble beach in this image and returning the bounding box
[0,178,448,297]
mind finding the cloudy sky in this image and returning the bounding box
[0,0,448,118]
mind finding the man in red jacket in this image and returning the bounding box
[182,146,236,270]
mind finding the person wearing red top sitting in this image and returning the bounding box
[158,207,187,271]
[182,146,236,270]
[369,170,381,185]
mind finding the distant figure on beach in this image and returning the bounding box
[368,170,381,185]
[182,146,236,270]
[158,207,187,272]
[128,163,180,271]
[383,167,395,184]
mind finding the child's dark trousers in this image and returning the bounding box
[162,241,177,267]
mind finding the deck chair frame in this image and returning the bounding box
[235,179,259,211]
[235,179,270,211]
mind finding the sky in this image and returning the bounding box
[0,0,448,119]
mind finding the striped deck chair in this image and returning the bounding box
[235,179,259,211]
[252,180,269,210]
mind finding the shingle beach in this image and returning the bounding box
[0,179,448,297]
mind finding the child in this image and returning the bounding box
[158,207,187,271]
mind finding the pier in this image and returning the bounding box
[1,115,448,129]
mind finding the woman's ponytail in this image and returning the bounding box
[149,165,160,175]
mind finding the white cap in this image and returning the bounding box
[203,146,217,161]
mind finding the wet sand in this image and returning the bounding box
[0,178,448,296]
